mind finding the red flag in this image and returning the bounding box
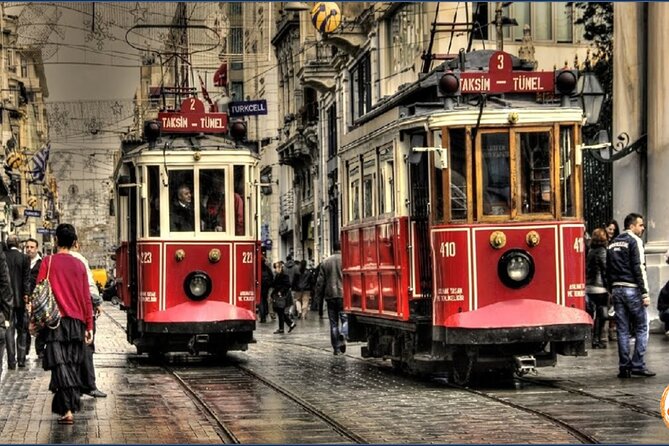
[213,63,228,87]
[198,74,217,112]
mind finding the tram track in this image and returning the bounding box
[101,307,367,444]
[438,380,600,444]
[517,376,661,419]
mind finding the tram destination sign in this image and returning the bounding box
[229,100,268,117]
[459,51,555,94]
[158,98,228,134]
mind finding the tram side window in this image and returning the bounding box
[449,129,467,220]
[560,126,575,217]
[169,170,194,232]
[200,169,226,232]
[233,165,246,236]
[378,148,394,215]
[147,166,160,236]
[518,132,551,214]
[481,133,511,216]
[362,158,375,218]
[348,163,360,222]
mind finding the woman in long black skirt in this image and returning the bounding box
[35,224,93,424]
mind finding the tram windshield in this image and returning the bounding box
[431,124,579,223]
[139,165,248,237]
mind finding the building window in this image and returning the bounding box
[496,2,582,43]
[385,3,421,74]
[350,53,371,121]
[327,104,337,159]
[20,57,28,78]
[230,81,244,101]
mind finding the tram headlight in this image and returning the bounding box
[184,271,212,301]
[498,249,535,289]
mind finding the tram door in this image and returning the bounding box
[408,134,433,317]
[116,162,139,339]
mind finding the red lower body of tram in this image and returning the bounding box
[116,240,258,355]
[343,217,592,381]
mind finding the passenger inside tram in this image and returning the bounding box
[170,183,195,231]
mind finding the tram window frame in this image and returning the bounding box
[137,166,145,237]
[378,145,395,216]
[362,156,376,219]
[200,168,228,233]
[233,165,247,236]
[516,129,554,216]
[447,128,469,222]
[168,170,196,233]
[146,165,160,237]
[477,131,512,219]
[347,162,361,223]
[559,125,577,218]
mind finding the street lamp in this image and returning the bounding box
[577,71,605,126]
[577,70,647,163]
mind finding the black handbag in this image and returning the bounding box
[30,257,61,333]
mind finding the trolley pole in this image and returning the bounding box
[495,2,504,51]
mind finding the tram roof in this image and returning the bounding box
[121,134,256,158]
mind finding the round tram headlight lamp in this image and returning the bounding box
[184,271,212,301]
[498,249,535,289]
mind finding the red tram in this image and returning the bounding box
[340,50,592,382]
[113,97,259,356]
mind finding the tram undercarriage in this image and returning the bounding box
[350,314,590,383]
[128,315,255,356]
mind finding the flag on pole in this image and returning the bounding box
[30,143,50,182]
[198,74,217,112]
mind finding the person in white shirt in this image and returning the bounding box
[70,241,107,398]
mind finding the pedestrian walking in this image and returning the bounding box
[36,223,94,424]
[283,254,299,317]
[25,238,43,358]
[271,261,296,334]
[70,241,107,398]
[605,219,621,341]
[606,213,655,378]
[4,235,31,369]
[315,240,347,355]
[657,248,669,337]
[0,247,13,377]
[259,248,273,323]
[293,260,314,319]
[585,228,609,348]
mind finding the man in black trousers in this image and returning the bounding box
[24,238,42,358]
[5,235,30,369]
[0,245,13,377]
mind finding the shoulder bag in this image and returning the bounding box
[30,257,61,334]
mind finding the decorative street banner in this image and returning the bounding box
[158,98,228,134]
[24,209,42,218]
[228,100,268,117]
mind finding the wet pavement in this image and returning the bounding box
[0,302,668,444]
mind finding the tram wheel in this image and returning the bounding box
[451,349,475,385]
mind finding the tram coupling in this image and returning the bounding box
[187,334,210,355]
[514,355,537,376]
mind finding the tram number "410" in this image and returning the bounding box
[439,242,456,258]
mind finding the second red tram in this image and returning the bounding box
[114,98,260,356]
[340,50,592,382]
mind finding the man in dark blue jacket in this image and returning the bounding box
[606,212,655,378]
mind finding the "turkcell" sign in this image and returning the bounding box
[229,100,268,117]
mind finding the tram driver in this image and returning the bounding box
[170,183,195,231]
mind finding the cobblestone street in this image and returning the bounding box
[0,302,668,444]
